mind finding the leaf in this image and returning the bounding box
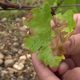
[56,10,76,32]
[25,2,52,50]
[24,2,64,68]
[63,10,76,32]
[24,1,77,68]
[38,46,64,68]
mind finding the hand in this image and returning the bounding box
[32,14,80,80]
[32,54,80,80]
[32,53,60,80]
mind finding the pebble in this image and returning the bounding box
[19,27,27,31]
[1,18,7,22]
[11,47,18,53]
[5,55,12,59]
[13,37,18,42]
[1,70,8,76]
[0,44,5,50]
[13,42,19,47]
[22,17,26,21]
[19,55,26,60]
[26,54,31,59]
[13,62,24,70]
[23,25,28,29]
[13,55,27,71]
[0,59,3,65]
[21,44,26,49]
[7,67,17,74]
[27,30,30,35]
[18,49,23,54]
[4,59,14,67]
[0,53,4,59]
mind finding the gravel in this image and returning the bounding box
[0,18,38,80]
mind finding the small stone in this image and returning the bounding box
[1,70,8,76]
[13,42,19,47]
[5,59,14,67]
[13,62,24,70]
[0,53,4,59]
[0,44,5,50]
[1,18,7,22]
[15,18,20,22]
[27,30,30,35]
[19,55,26,60]
[22,17,26,21]
[11,47,18,53]
[27,54,31,59]
[18,49,23,54]
[0,59,3,65]
[13,37,18,42]
[6,55,12,59]
[21,44,26,49]
[23,25,28,29]
[7,67,17,74]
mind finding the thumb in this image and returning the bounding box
[63,67,80,80]
[32,53,60,80]
[63,34,80,55]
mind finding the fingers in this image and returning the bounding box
[63,34,80,55]
[31,53,60,80]
[58,58,75,75]
[58,62,69,75]
[63,67,80,80]
[73,14,80,34]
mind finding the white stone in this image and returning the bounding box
[13,62,24,70]
[19,55,26,60]
[0,53,4,59]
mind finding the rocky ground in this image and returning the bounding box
[0,17,38,80]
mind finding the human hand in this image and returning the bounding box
[32,14,80,80]
[32,53,80,80]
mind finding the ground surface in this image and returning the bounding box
[0,18,38,80]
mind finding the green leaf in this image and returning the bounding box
[56,10,76,32]
[25,3,52,52]
[24,1,77,68]
[38,46,63,68]
[24,2,63,67]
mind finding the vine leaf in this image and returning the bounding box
[24,1,76,68]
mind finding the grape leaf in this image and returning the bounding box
[56,9,76,32]
[24,1,76,68]
[24,2,64,68]
[25,3,52,51]
[38,46,64,68]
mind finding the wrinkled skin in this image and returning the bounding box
[31,14,80,80]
